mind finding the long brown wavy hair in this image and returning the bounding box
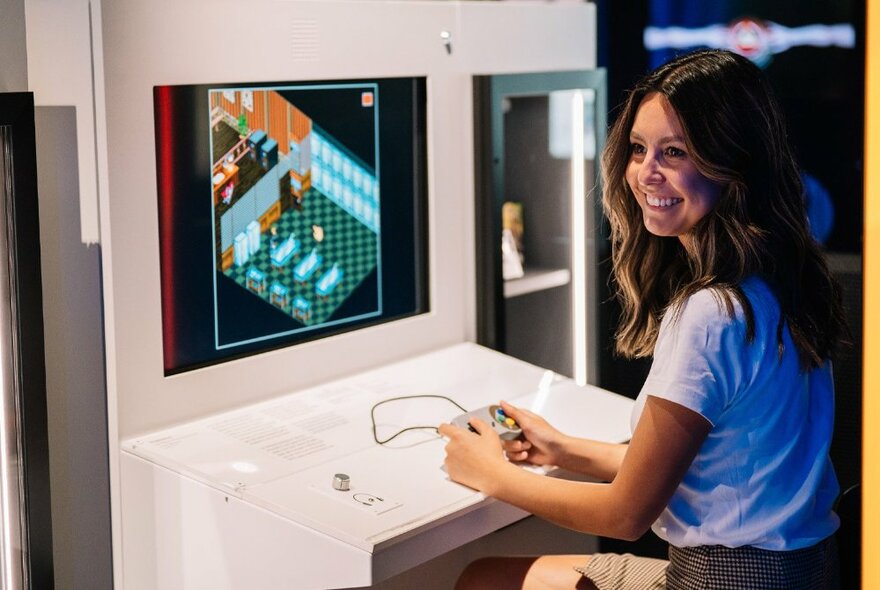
[602,49,847,369]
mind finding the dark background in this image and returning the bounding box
[594,0,865,571]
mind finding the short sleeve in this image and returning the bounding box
[641,290,748,425]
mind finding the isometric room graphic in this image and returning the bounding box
[209,86,380,339]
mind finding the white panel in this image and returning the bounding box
[100,0,595,438]
[458,1,596,74]
[24,0,102,243]
[100,1,475,439]
[121,453,373,590]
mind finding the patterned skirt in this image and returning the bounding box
[577,535,839,590]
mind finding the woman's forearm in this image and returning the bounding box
[552,437,628,482]
[482,460,646,540]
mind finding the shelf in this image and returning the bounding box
[504,267,571,298]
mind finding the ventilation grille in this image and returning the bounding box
[290,19,319,62]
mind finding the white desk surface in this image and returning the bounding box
[121,343,634,586]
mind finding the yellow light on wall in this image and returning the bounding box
[864,0,879,586]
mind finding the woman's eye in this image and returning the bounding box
[630,143,646,155]
[665,146,687,158]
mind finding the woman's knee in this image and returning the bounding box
[455,555,594,590]
[455,556,537,590]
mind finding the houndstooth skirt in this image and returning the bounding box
[576,535,839,590]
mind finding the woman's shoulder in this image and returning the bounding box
[673,277,777,331]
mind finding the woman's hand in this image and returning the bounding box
[438,418,508,492]
[498,401,569,467]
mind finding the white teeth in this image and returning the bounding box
[646,195,683,207]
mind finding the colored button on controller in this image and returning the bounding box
[489,405,521,439]
[452,404,522,440]
[493,406,517,428]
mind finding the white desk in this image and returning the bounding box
[120,344,633,589]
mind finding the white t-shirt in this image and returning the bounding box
[631,277,839,550]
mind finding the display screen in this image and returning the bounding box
[155,78,428,374]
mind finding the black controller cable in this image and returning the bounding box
[370,395,468,445]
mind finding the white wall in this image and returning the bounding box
[1,3,113,585]
[0,0,28,91]
[36,107,114,588]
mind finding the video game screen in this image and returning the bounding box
[155,78,428,375]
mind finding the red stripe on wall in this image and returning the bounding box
[155,86,177,372]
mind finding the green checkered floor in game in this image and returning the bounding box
[224,189,379,326]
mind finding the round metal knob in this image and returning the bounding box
[332,473,351,492]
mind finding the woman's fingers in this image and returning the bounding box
[500,400,540,423]
[502,438,533,462]
[503,438,532,453]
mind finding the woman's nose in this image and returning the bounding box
[637,154,663,186]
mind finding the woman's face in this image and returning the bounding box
[625,93,721,245]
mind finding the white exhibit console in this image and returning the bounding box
[83,0,627,587]
[120,344,634,589]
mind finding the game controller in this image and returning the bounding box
[452,404,523,440]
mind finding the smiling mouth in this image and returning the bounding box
[645,195,683,208]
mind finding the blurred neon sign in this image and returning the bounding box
[644,18,856,66]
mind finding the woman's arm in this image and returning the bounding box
[551,438,629,482]
[439,395,711,540]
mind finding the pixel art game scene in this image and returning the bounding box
[210,84,381,347]
[155,77,427,374]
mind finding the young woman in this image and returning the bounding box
[439,49,846,589]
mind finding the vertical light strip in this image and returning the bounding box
[0,126,9,590]
[571,92,587,385]
[0,125,20,589]
[0,333,12,590]
[530,370,556,415]
[863,0,879,584]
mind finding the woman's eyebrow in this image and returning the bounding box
[629,131,686,144]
